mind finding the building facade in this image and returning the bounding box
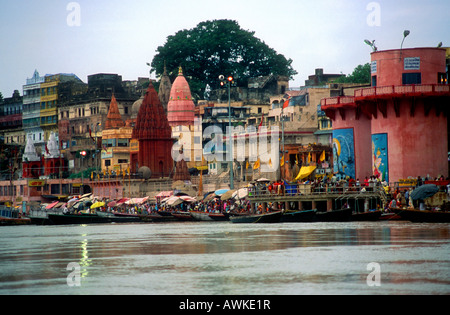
[321,47,450,183]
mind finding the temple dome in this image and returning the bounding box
[167,67,195,127]
[131,95,144,119]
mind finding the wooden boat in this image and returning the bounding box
[390,208,450,223]
[281,209,317,222]
[48,213,110,225]
[98,211,142,223]
[172,211,194,221]
[351,210,382,221]
[379,212,402,220]
[0,216,31,226]
[230,211,283,224]
[315,208,352,222]
[190,211,230,221]
[140,212,177,222]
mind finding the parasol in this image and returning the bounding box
[214,189,229,196]
[90,201,105,209]
[220,189,236,201]
[410,184,439,201]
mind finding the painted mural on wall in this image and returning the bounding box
[372,133,389,182]
[332,128,355,179]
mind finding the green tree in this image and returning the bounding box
[151,19,297,100]
[333,63,371,84]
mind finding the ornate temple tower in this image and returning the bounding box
[167,67,195,127]
[104,94,125,130]
[158,65,172,113]
[131,82,173,177]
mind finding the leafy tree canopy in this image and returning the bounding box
[333,63,371,84]
[151,19,297,100]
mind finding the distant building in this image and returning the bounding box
[305,68,344,86]
[0,90,23,145]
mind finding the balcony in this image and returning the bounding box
[322,84,450,108]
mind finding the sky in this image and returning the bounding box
[0,0,449,97]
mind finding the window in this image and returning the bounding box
[105,160,111,167]
[402,73,421,85]
[118,159,128,164]
[438,73,447,84]
[118,139,129,147]
[371,76,377,87]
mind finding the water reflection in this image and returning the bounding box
[0,222,448,294]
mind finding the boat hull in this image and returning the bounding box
[351,210,382,221]
[190,211,230,221]
[48,213,110,225]
[230,211,283,224]
[315,208,352,222]
[391,208,450,223]
[281,209,317,222]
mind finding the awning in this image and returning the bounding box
[45,201,59,209]
[116,198,129,205]
[125,197,149,205]
[156,191,173,198]
[294,166,317,181]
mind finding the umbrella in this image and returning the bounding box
[220,189,236,201]
[410,184,439,201]
[215,189,229,196]
[233,187,248,199]
[179,195,196,203]
[107,201,116,207]
[90,201,105,209]
[256,178,270,182]
[166,196,183,206]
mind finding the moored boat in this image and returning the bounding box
[351,210,382,221]
[281,209,317,222]
[230,211,283,223]
[172,211,194,221]
[315,208,352,222]
[190,211,230,221]
[48,213,110,225]
[140,212,177,222]
[390,208,450,223]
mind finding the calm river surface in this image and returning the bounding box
[0,221,449,295]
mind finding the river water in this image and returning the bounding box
[0,221,448,295]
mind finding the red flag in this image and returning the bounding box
[89,127,95,143]
[283,97,291,109]
[45,143,50,155]
[258,113,264,131]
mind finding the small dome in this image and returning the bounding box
[131,95,144,119]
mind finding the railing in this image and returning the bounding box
[324,84,449,106]
[354,84,449,98]
[248,182,386,199]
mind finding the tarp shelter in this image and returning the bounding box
[294,166,317,181]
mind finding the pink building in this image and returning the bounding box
[322,47,450,183]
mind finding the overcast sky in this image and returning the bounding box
[0,0,448,97]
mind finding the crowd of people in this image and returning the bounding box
[67,173,449,216]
